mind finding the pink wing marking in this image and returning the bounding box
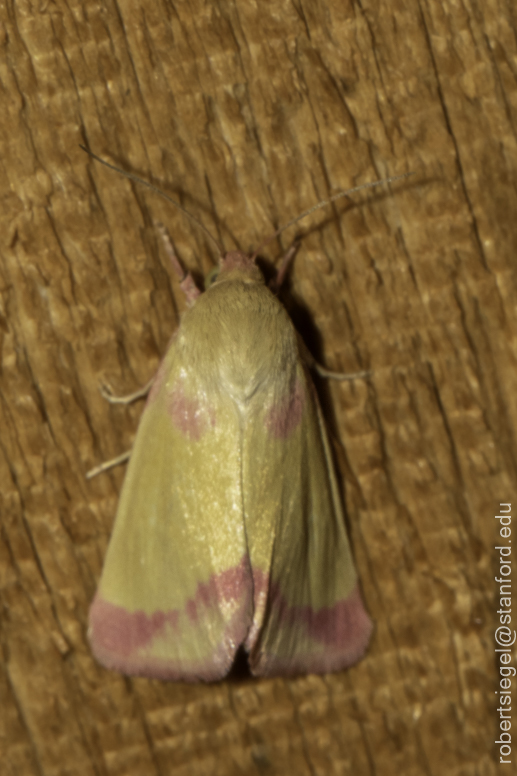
[270,582,371,648]
[184,562,251,623]
[89,597,179,658]
[265,378,305,439]
[167,380,216,440]
[250,583,373,677]
[89,557,252,681]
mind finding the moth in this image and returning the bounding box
[84,147,407,680]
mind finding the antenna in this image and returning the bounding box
[80,145,413,263]
[251,171,414,260]
[79,145,225,256]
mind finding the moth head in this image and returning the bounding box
[220,251,257,273]
[207,251,263,287]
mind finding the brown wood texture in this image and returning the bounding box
[1,1,514,774]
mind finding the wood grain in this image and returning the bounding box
[1,1,514,774]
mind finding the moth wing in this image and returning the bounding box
[243,363,373,677]
[88,344,253,681]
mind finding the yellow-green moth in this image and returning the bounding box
[84,150,405,680]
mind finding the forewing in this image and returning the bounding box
[242,364,373,676]
[88,344,253,681]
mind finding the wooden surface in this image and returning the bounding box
[1,0,514,774]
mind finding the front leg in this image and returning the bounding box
[155,221,201,306]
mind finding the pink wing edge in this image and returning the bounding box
[88,556,373,681]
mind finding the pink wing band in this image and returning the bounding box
[250,583,373,677]
[89,558,371,680]
[89,558,251,681]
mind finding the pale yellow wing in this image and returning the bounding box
[89,270,371,681]
[88,342,253,681]
[241,362,373,676]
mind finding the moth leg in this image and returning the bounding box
[99,377,154,405]
[86,379,147,478]
[269,242,300,294]
[314,363,371,381]
[85,380,149,479]
[273,243,370,381]
[155,220,201,306]
[298,333,371,381]
[86,449,131,480]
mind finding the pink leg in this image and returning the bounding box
[269,242,299,294]
[155,221,201,306]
